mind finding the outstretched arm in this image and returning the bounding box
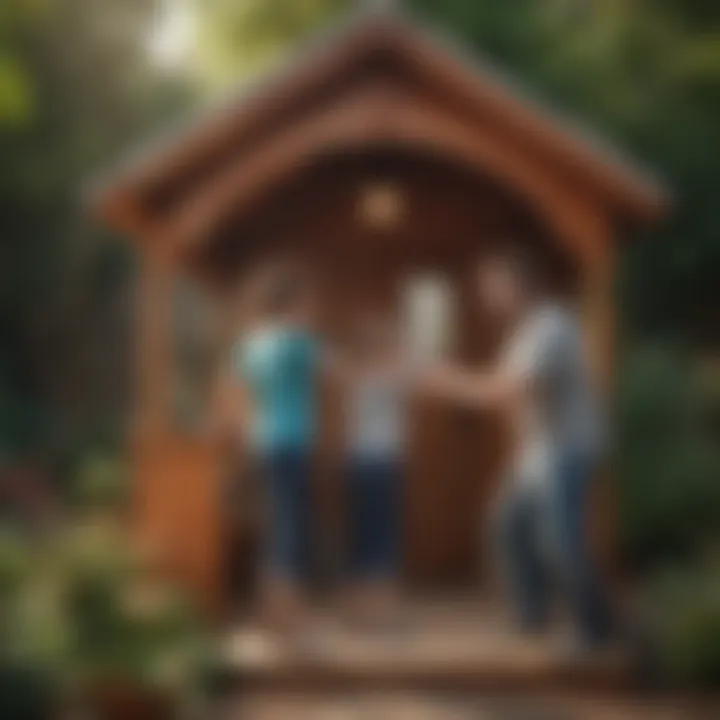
[426,309,563,411]
[422,363,523,410]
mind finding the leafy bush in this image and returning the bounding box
[0,522,210,717]
[0,527,32,602]
[54,523,208,695]
[646,563,720,688]
[0,662,54,720]
[72,453,129,513]
[616,346,720,570]
[0,529,56,720]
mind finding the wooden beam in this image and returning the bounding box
[99,15,396,202]
[96,13,666,229]
[387,21,667,220]
[579,210,615,390]
[169,85,606,269]
[578,209,618,578]
[132,255,229,618]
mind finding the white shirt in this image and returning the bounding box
[347,366,410,460]
[502,303,604,486]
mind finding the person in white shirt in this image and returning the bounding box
[425,250,613,652]
[337,312,414,628]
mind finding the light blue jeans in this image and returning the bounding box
[495,449,612,644]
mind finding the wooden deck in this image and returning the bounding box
[218,596,632,695]
[231,694,703,720]
[217,597,717,719]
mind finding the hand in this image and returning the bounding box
[416,362,457,397]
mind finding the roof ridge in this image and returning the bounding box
[403,14,667,204]
[90,3,668,220]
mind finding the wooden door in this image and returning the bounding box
[314,263,507,589]
[403,268,506,587]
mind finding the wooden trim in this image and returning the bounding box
[578,211,617,577]
[386,20,666,219]
[96,17,395,203]
[133,435,224,616]
[170,85,606,268]
[98,191,180,266]
[579,212,615,389]
[96,14,665,227]
[135,256,174,438]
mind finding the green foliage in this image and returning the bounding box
[196,0,349,85]
[51,523,207,693]
[0,53,33,125]
[647,563,720,688]
[0,522,209,713]
[0,662,53,720]
[73,452,129,512]
[0,528,57,720]
[0,0,191,460]
[0,526,32,601]
[616,347,720,570]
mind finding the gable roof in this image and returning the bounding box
[93,5,668,254]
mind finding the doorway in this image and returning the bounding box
[401,268,506,587]
[314,265,506,591]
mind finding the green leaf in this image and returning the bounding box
[0,54,33,125]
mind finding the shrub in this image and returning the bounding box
[44,522,209,698]
[646,563,720,689]
[0,527,32,602]
[0,522,210,718]
[616,346,720,571]
[73,453,129,513]
[0,529,55,720]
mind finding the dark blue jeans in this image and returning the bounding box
[260,447,313,582]
[496,451,612,644]
[347,457,402,581]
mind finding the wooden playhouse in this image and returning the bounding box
[94,6,666,615]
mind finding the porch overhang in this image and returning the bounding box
[92,8,669,279]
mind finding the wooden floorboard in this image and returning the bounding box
[228,693,715,720]
[217,596,632,695]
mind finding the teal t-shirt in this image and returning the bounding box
[236,326,319,452]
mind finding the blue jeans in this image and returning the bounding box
[496,450,612,644]
[347,457,402,581]
[260,447,313,582]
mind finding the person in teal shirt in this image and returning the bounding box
[234,266,320,635]
[239,327,319,453]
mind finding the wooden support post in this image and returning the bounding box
[132,256,226,617]
[135,255,175,438]
[580,216,618,579]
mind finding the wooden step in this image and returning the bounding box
[215,598,633,696]
[227,692,709,720]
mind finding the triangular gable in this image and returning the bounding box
[94,7,667,254]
